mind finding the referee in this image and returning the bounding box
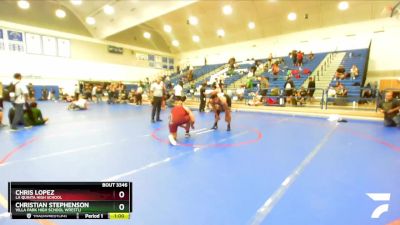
[150,78,164,123]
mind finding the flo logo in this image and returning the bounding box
[366,193,391,219]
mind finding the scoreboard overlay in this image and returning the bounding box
[8,182,132,220]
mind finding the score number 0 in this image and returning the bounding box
[118,191,126,211]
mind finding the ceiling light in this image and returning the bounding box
[172,40,179,47]
[86,17,96,25]
[223,5,233,15]
[188,16,198,25]
[143,32,151,39]
[55,9,66,18]
[288,12,297,21]
[248,21,255,29]
[164,25,172,33]
[338,1,349,11]
[17,0,30,10]
[192,35,200,43]
[70,0,82,5]
[103,5,114,15]
[217,29,225,37]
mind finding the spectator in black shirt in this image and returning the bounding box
[378,91,400,127]
[199,83,207,112]
[307,77,315,102]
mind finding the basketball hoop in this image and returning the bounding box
[382,1,400,19]
[391,1,400,19]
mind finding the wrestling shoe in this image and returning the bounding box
[168,134,177,146]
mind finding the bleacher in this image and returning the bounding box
[262,52,327,89]
[222,63,253,87]
[327,49,368,102]
[171,63,224,86]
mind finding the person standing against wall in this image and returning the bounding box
[0,81,4,127]
[150,77,164,123]
[199,82,207,112]
[10,73,30,131]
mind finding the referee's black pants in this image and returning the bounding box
[151,96,162,121]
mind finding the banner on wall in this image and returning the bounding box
[0,29,4,51]
[26,33,42,54]
[42,35,57,56]
[57,38,70,58]
[7,30,24,52]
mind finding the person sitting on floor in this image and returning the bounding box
[378,91,400,127]
[68,96,88,110]
[24,102,48,126]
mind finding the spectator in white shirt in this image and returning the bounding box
[174,81,184,101]
[10,73,30,130]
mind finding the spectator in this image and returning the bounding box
[68,95,88,110]
[236,85,245,101]
[74,84,80,100]
[247,66,256,77]
[128,89,136,104]
[246,77,254,89]
[350,64,359,79]
[199,82,207,112]
[291,50,297,65]
[335,65,346,80]
[24,102,48,126]
[0,81,4,127]
[259,76,269,99]
[295,87,308,106]
[308,51,315,61]
[95,85,103,103]
[27,83,34,101]
[136,84,143,105]
[284,77,295,104]
[49,88,56,101]
[84,85,92,101]
[247,93,263,106]
[10,73,30,131]
[228,57,236,70]
[327,86,337,98]
[307,77,316,103]
[174,81,184,101]
[267,53,273,67]
[378,91,400,127]
[40,88,48,101]
[272,62,280,81]
[297,51,303,67]
[335,82,348,97]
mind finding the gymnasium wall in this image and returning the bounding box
[178,18,400,84]
[0,20,173,89]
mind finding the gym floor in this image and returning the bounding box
[0,102,399,225]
